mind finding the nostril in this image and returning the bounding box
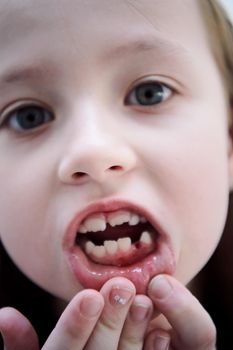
[109,165,122,171]
[72,172,87,180]
[70,166,123,182]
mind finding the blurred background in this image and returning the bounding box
[220,0,233,19]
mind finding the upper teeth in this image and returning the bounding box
[78,210,147,234]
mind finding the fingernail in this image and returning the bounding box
[154,335,170,350]
[80,295,103,318]
[110,287,134,307]
[150,276,172,300]
[130,303,150,322]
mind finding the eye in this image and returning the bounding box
[5,105,54,132]
[126,81,172,106]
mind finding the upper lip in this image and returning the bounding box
[63,198,168,249]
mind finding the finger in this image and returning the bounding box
[118,294,153,350]
[0,307,39,350]
[148,275,216,350]
[85,277,136,350]
[144,329,170,350]
[42,290,104,350]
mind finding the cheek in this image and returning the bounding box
[166,158,228,283]
[0,161,82,300]
[176,166,229,284]
[0,180,50,269]
[139,118,230,282]
[0,161,55,283]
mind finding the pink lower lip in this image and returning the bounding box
[65,236,175,294]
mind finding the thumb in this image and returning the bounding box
[0,307,39,350]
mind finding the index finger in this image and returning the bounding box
[42,290,104,350]
[147,275,216,350]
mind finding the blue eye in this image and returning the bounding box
[6,105,54,131]
[126,82,172,106]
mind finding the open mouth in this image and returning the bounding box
[65,200,175,294]
[75,210,158,266]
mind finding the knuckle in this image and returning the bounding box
[123,334,142,346]
[98,316,119,332]
[99,306,131,333]
[119,339,143,350]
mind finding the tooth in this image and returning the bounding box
[117,237,132,252]
[140,231,153,245]
[92,245,106,258]
[129,213,140,226]
[108,210,131,227]
[79,224,88,234]
[104,240,118,255]
[83,213,106,232]
[140,216,147,223]
[85,241,95,254]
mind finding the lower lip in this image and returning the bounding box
[65,237,175,294]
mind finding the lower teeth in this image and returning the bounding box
[84,231,153,259]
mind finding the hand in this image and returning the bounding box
[144,275,217,350]
[0,277,153,350]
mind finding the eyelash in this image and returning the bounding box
[1,80,173,133]
[2,104,55,133]
[125,80,173,108]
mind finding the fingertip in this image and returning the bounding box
[129,295,153,322]
[148,275,173,301]
[79,291,104,318]
[132,294,153,310]
[0,307,33,333]
[63,289,104,325]
[153,333,170,350]
[100,277,136,305]
[101,276,137,292]
[70,288,104,306]
[144,329,170,350]
[153,334,170,350]
[0,307,39,350]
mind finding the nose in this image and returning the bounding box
[58,123,137,185]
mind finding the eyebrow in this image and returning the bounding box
[0,37,191,85]
[0,64,58,85]
[103,37,192,61]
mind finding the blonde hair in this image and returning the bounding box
[198,0,233,109]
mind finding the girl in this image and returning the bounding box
[0,0,232,349]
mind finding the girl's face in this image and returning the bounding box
[0,0,232,300]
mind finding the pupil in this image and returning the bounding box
[136,83,163,105]
[18,107,45,129]
[145,90,154,98]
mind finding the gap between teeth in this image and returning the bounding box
[85,231,153,258]
[79,210,147,234]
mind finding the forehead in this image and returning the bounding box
[0,0,208,53]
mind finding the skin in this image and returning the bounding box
[0,0,231,348]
